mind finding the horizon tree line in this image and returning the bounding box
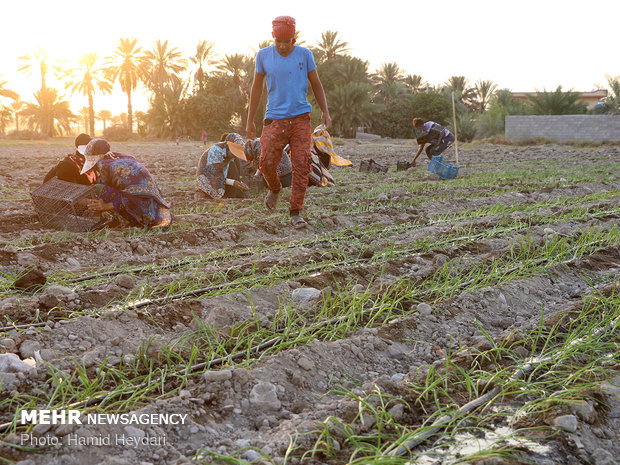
[1,33,618,140]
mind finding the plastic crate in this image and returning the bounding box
[427,156,459,180]
[30,178,103,232]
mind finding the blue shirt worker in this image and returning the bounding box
[245,15,331,229]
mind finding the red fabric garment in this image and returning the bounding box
[272,16,296,39]
[259,113,311,214]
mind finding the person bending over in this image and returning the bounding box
[43,133,96,185]
[80,139,172,231]
[197,133,250,199]
[411,118,455,167]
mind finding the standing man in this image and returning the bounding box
[246,15,331,229]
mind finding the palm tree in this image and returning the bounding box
[403,74,426,94]
[142,40,187,97]
[340,57,370,85]
[256,40,272,51]
[190,40,216,91]
[373,62,403,86]
[0,80,19,101]
[0,107,12,134]
[9,99,24,132]
[526,86,587,115]
[217,53,248,87]
[329,82,379,138]
[598,75,620,114]
[444,76,476,107]
[146,79,188,138]
[18,47,63,93]
[315,31,349,61]
[21,88,75,136]
[473,79,498,113]
[106,38,147,133]
[65,53,113,136]
[79,107,90,133]
[97,109,113,130]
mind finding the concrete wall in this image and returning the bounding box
[505,115,620,142]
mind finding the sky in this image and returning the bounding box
[1,0,618,117]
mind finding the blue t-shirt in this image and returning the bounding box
[255,45,317,120]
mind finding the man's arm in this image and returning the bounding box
[308,69,331,129]
[412,144,425,166]
[246,72,265,139]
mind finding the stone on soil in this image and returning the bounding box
[249,381,281,411]
[0,353,35,373]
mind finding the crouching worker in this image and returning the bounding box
[80,139,172,231]
[411,118,455,167]
[244,138,292,190]
[43,133,97,185]
[197,133,250,199]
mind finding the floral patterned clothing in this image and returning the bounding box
[196,142,231,199]
[94,153,172,230]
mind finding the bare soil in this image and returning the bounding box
[0,139,618,465]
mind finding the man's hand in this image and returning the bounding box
[321,112,332,130]
[234,180,249,191]
[246,121,257,140]
[411,160,417,167]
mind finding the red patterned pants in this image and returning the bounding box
[259,113,312,215]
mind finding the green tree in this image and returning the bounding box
[472,79,497,113]
[372,62,406,105]
[0,106,12,134]
[594,76,620,114]
[18,47,62,92]
[0,80,19,101]
[411,92,452,127]
[329,82,380,138]
[217,53,254,128]
[79,107,90,133]
[373,62,403,86]
[403,74,426,94]
[134,111,148,136]
[372,96,413,138]
[97,109,112,130]
[526,86,587,115]
[21,88,75,136]
[190,40,216,91]
[476,90,525,138]
[316,55,369,94]
[106,38,146,133]
[184,91,236,139]
[65,52,113,136]
[8,99,24,132]
[315,30,349,63]
[444,75,476,108]
[145,79,188,138]
[142,40,187,98]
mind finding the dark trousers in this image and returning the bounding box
[426,133,455,159]
[223,159,248,199]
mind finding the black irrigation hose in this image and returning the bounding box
[0,322,47,332]
[50,206,620,285]
[0,337,282,435]
[2,213,616,334]
[390,314,619,456]
[1,243,616,436]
